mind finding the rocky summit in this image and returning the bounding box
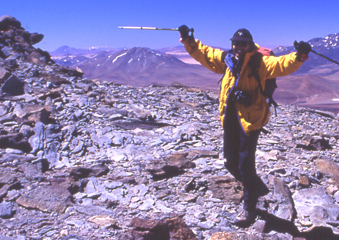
[1,15,339,240]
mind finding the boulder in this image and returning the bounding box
[208,175,243,204]
[1,75,25,95]
[70,164,110,179]
[317,158,339,186]
[0,133,31,153]
[293,186,339,232]
[270,177,296,221]
[146,152,196,180]
[0,201,14,219]
[0,15,21,31]
[29,32,44,45]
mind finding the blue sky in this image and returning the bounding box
[2,0,339,52]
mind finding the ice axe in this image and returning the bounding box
[309,49,339,66]
[294,41,339,65]
[118,26,194,34]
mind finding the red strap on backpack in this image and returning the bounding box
[258,47,274,56]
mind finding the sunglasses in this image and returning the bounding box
[232,41,249,47]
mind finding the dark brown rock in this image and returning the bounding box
[28,50,50,65]
[70,164,109,180]
[186,149,219,160]
[60,66,84,77]
[317,158,339,186]
[167,152,196,169]
[297,136,332,151]
[14,35,30,47]
[210,232,242,240]
[16,181,72,214]
[29,33,44,45]
[165,217,197,240]
[122,217,197,240]
[3,29,16,39]
[146,152,196,180]
[299,175,311,187]
[208,175,243,204]
[114,119,172,130]
[309,137,332,150]
[0,133,31,153]
[0,16,21,31]
[15,29,31,42]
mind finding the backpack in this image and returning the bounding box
[248,47,278,116]
[220,47,278,116]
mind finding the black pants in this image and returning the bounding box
[223,103,261,211]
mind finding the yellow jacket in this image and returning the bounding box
[183,39,303,134]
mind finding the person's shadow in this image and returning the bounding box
[257,210,339,240]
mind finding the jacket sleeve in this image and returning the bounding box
[183,39,225,74]
[261,52,303,79]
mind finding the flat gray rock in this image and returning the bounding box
[293,186,339,232]
[16,182,72,214]
[0,201,14,219]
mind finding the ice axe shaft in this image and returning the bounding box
[119,26,178,31]
[310,49,339,65]
[118,26,194,33]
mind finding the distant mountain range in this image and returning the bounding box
[50,45,122,56]
[49,32,339,112]
[50,32,339,76]
[68,47,221,89]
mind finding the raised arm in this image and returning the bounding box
[260,41,312,79]
[179,25,226,74]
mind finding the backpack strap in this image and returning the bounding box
[218,49,239,86]
[248,52,264,94]
[257,48,279,113]
[248,52,278,116]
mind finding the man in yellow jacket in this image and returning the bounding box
[179,25,311,226]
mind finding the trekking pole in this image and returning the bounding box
[310,49,339,66]
[118,26,194,34]
[295,41,339,66]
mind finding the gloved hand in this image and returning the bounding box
[178,25,194,43]
[294,41,312,62]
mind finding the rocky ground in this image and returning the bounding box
[1,15,339,240]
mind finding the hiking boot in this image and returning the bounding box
[232,209,257,227]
